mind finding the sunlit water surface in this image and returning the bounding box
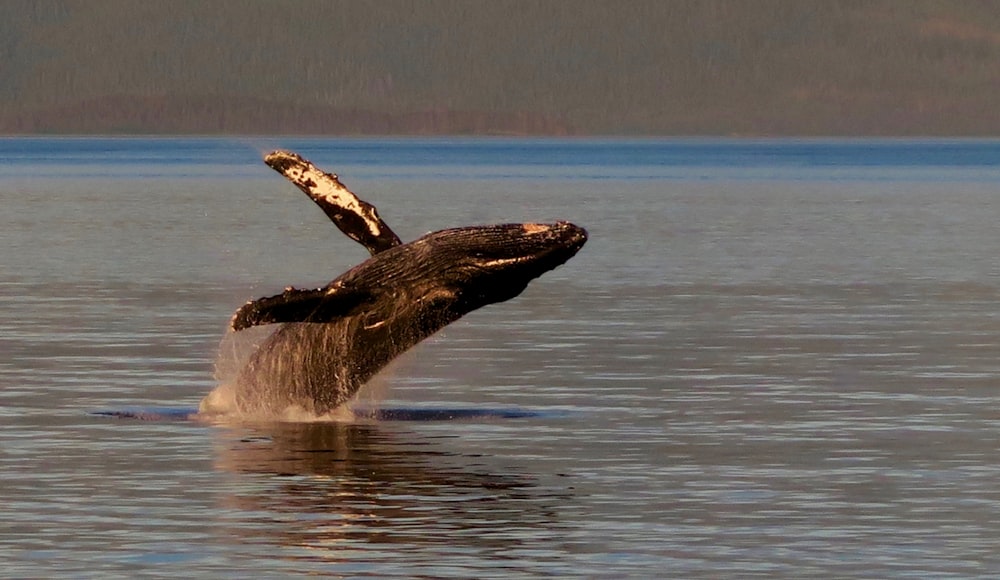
[2,138,1000,577]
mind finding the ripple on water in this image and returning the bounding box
[5,145,1000,576]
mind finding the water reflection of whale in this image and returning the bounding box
[211,421,569,567]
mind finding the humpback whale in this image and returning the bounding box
[200,151,587,419]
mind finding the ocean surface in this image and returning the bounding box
[2,137,1000,578]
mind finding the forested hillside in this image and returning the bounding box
[2,0,1000,135]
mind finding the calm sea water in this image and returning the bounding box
[2,137,1000,577]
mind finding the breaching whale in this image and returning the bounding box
[199,151,587,419]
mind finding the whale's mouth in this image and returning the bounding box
[430,221,588,276]
[531,221,587,258]
[552,221,588,256]
[501,221,588,278]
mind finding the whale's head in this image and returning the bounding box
[230,221,587,332]
[398,221,589,310]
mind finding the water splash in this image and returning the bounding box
[200,324,391,422]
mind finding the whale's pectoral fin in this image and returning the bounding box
[264,150,402,255]
[231,285,375,331]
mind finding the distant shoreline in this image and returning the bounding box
[3,94,1000,139]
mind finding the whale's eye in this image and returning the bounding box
[361,310,387,330]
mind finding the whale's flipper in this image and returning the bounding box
[264,150,401,255]
[231,285,375,331]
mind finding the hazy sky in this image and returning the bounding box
[3,1,1000,135]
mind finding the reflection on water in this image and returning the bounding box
[211,422,569,575]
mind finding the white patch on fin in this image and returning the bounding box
[264,151,383,239]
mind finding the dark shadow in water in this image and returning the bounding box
[356,406,570,420]
[211,421,571,570]
[91,406,569,421]
[91,407,199,421]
